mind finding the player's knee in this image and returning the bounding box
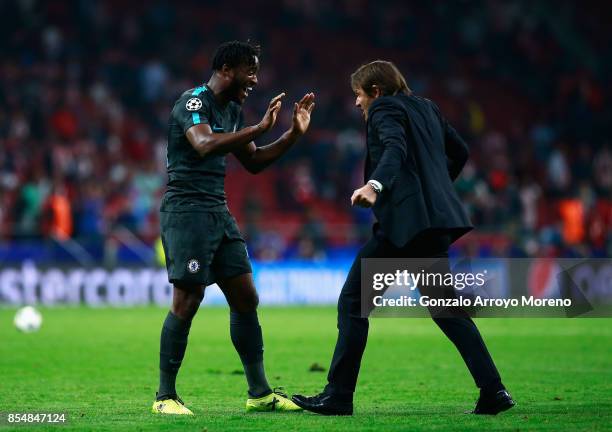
[175,299,201,320]
[244,291,260,312]
[250,291,260,310]
[233,291,259,313]
[172,284,204,319]
[188,290,204,309]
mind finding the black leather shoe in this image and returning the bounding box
[472,389,515,415]
[292,392,353,416]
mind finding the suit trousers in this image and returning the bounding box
[324,229,501,397]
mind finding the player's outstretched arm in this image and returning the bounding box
[186,93,286,157]
[234,93,315,174]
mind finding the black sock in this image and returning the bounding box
[158,311,192,399]
[229,310,271,398]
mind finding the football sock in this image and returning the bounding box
[229,310,272,398]
[158,311,192,399]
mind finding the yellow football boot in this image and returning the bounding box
[246,388,303,412]
[151,395,194,415]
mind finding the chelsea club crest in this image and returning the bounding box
[187,259,200,273]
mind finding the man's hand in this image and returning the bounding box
[259,93,286,132]
[290,93,315,136]
[351,183,378,208]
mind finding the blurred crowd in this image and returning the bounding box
[0,0,610,263]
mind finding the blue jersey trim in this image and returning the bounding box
[192,86,206,96]
[191,86,207,125]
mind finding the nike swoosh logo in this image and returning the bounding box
[169,359,182,365]
[212,126,224,132]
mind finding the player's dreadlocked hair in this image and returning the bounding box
[351,60,412,96]
[211,40,261,71]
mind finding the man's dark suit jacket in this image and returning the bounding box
[365,93,473,248]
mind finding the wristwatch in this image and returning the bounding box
[368,180,383,194]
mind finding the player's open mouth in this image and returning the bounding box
[241,86,253,98]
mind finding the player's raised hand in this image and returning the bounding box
[291,92,315,136]
[259,93,286,132]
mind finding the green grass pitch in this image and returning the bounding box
[0,307,610,431]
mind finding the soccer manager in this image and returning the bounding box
[292,61,515,416]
